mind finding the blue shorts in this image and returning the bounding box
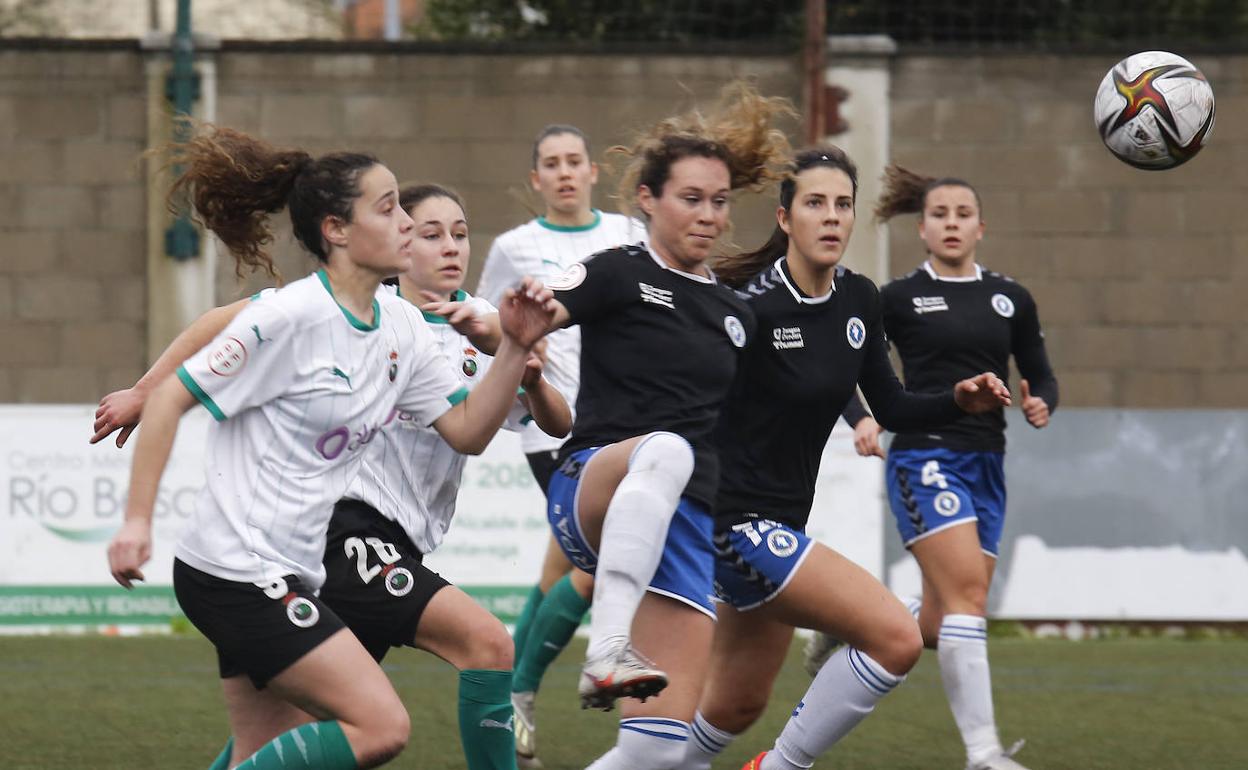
[547,447,717,618]
[886,448,1007,557]
[713,518,814,611]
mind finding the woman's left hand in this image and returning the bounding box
[953,373,1012,413]
[1019,379,1050,428]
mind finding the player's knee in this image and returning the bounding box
[948,580,989,615]
[463,618,514,670]
[863,610,923,675]
[714,694,768,734]
[631,431,694,487]
[358,706,410,765]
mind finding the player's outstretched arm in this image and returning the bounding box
[91,298,249,447]
[519,340,572,439]
[433,279,558,454]
[106,375,198,588]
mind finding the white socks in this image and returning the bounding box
[683,711,736,770]
[585,432,693,661]
[762,647,904,770]
[586,718,689,770]
[938,614,1002,765]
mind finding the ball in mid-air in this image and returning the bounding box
[1093,50,1215,170]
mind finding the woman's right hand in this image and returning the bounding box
[500,277,557,349]
[108,519,152,589]
[852,416,886,459]
[91,386,147,448]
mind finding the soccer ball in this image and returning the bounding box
[1093,51,1215,170]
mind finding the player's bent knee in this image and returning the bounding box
[717,696,768,734]
[631,431,694,486]
[866,615,923,675]
[464,619,515,670]
[357,707,411,766]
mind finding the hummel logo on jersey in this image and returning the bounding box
[251,324,270,346]
[479,716,514,732]
[639,282,675,309]
[772,326,804,350]
[912,296,948,314]
[330,367,352,388]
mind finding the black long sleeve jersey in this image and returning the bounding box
[880,262,1058,453]
[554,244,756,509]
[714,258,963,531]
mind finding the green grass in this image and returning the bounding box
[1,636,1245,768]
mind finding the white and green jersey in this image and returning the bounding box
[477,210,645,453]
[174,270,465,590]
[345,288,529,553]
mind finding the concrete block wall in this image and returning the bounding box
[888,54,1248,407]
[0,48,147,403]
[211,51,803,302]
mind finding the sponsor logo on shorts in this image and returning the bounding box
[933,491,962,517]
[547,263,587,291]
[208,337,247,376]
[766,529,800,558]
[383,566,414,597]
[846,317,866,350]
[724,315,747,348]
[285,596,320,628]
[991,293,1015,318]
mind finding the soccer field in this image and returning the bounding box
[1,635,1244,769]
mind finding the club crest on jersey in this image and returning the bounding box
[284,595,320,628]
[382,566,415,597]
[846,317,866,350]
[388,350,399,383]
[208,337,247,377]
[547,263,587,291]
[991,293,1015,318]
[724,315,747,348]
[766,529,799,558]
[461,348,479,378]
[933,491,962,517]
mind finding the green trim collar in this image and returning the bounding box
[537,209,601,233]
[317,269,381,332]
[421,289,467,325]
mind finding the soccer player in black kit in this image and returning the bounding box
[535,82,794,770]
[833,166,1058,770]
[677,148,1012,770]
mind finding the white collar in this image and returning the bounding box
[775,257,834,304]
[644,241,716,284]
[923,260,982,282]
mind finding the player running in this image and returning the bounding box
[811,165,1059,770]
[673,147,1010,770]
[475,124,643,769]
[104,126,553,770]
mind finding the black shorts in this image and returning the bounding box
[319,498,450,662]
[525,450,561,496]
[173,558,346,689]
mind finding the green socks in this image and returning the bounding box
[512,573,591,693]
[459,669,517,770]
[208,737,234,770]
[233,721,357,769]
[511,584,545,670]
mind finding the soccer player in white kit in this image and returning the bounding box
[474,124,643,768]
[105,126,553,770]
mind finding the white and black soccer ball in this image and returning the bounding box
[1093,50,1215,170]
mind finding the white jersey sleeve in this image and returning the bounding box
[177,299,299,421]
[392,302,468,426]
[477,237,525,306]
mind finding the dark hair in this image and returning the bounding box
[399,183,467,218]
[716,146,858,288]
[874,164,982,223]
[169,125,378,279]
[610,80,794,214]
[531,124,591,169]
